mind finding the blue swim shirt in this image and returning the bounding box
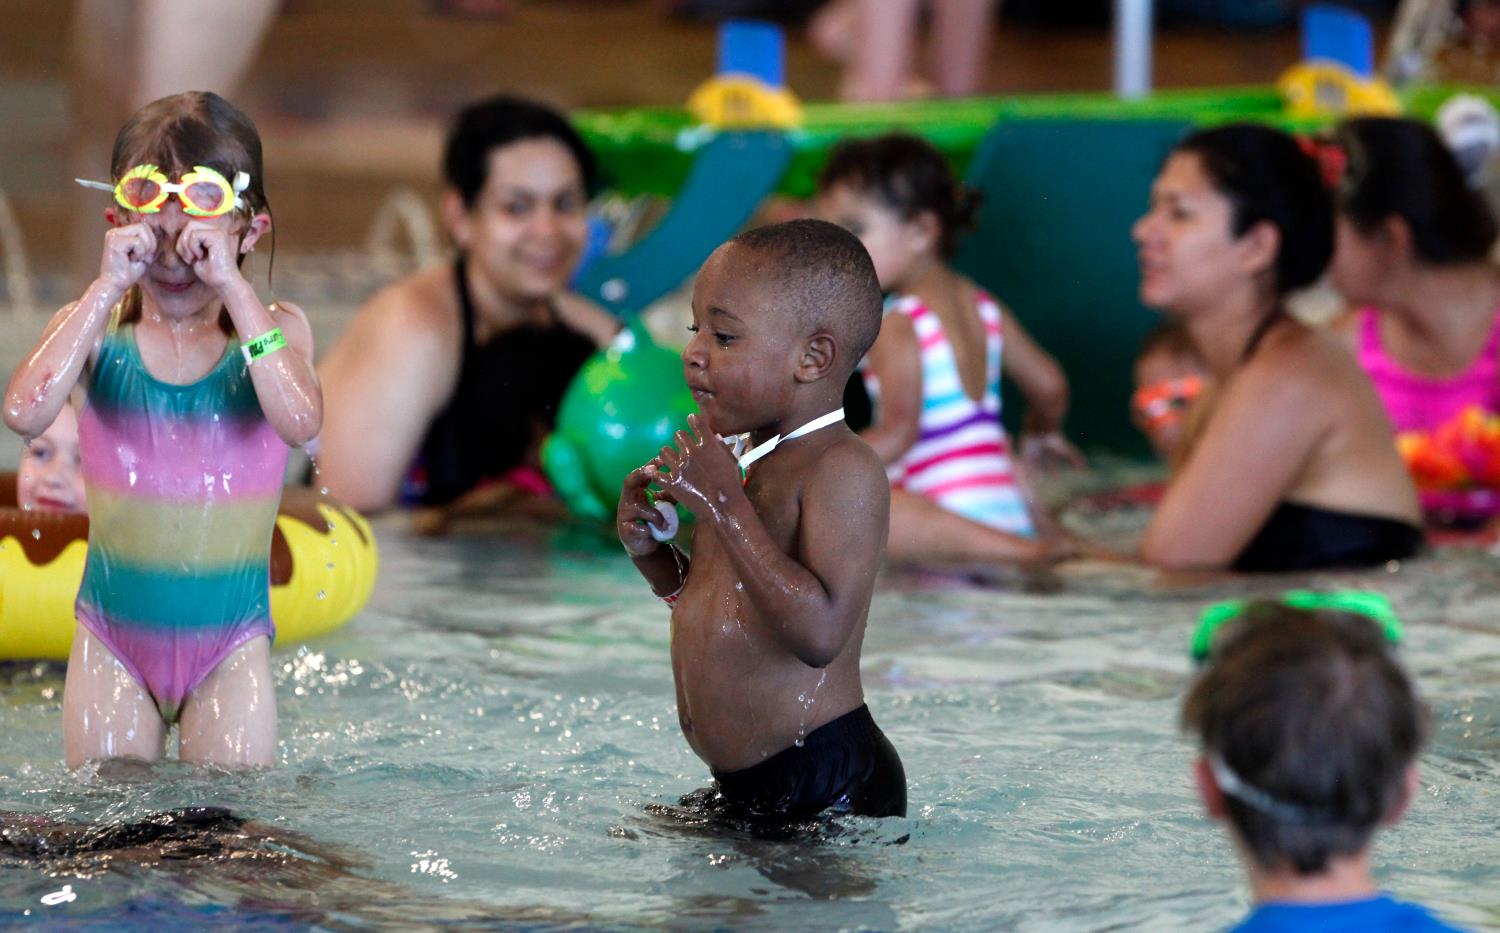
[1232,894,1467,932]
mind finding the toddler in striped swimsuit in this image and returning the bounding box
[817,134,1080,566]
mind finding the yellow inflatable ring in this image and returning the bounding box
[0,473,377,661]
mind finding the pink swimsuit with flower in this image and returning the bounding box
[1357,308,1500,518]
[1357,308,1500,433]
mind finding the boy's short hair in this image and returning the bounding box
[729,219,884,374]
[1181,604,1428,875]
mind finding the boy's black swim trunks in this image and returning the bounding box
[686,704,906,820]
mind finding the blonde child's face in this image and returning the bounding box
[450,138,589,302]
[816,183,924,291]
[118,199,265,317]
[17,405,85,512]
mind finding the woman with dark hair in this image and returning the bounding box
[1330,117,1500,519]
[1134,124,1421,571]
[317,95,619,514]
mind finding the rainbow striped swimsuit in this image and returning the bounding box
[868,292,1034,536]
[76,320,289,721]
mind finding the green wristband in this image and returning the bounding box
[241,328,287,364]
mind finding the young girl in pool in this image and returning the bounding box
[816,133,1079,567]
[3,91,321,768]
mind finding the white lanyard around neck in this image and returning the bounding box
[728,407,846,473]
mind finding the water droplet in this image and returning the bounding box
[31,529,41,540]
[793,738,804,748]
[316,590,327,600]
[319,486,329,496]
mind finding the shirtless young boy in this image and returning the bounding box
[617,220,906,820]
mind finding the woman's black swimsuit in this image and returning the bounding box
[1234,502,1422,572]
[402,258,599,506]
[1231,315,1423,572]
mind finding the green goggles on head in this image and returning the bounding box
[1190,590,1404,663]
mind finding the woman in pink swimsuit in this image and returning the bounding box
[1331,117,1500,522]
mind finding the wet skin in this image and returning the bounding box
[618,245,889,773]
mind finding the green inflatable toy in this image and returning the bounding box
[541,324,697,521]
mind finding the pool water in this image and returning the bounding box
[2,512,1499,930]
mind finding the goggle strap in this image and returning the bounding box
[75,178,116,193]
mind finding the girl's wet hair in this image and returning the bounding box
[111,91,269,218]
[443,95,597,208]
[817,133,979,259]
[1181,604,1427,875]
[1336,116,1498,265]
[110,92,271,333]
[1173,124,1334,296]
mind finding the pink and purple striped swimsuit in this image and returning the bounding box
[866,292,1034,536]
[76,318,288,721]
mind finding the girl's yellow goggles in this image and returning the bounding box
[75,164,250,218]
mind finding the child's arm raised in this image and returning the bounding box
[658,414,887,668]
[178,221,322,447]
[5,224,157,438]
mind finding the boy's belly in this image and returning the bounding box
[671,614,862,773]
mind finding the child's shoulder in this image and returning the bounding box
[804,431,886,491]
[896,276,1003,318]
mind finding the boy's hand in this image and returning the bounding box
[654,412,742,521]
[618,462,670,556]
[176,221,245,294]
[99,223,158,292]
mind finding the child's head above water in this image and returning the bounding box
[815,133,978,290]
[110,92,268,217]
[1182,602,1427,877]
[17,404,85,513]
[687,219,882,434]
[1131,321,1205,460]
[84,91,272,329]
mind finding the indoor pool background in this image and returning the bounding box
[2,507,1499,931]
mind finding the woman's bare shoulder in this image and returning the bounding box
[359,265,459,333]
[324,265,460,377]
